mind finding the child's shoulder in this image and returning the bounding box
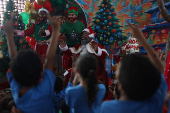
[66,85,85,95]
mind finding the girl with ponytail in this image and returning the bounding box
[65,53,106,113]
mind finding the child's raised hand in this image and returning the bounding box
[3,15,14,36]
[47,13,61,31]
[126,20,144,41]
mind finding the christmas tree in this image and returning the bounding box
[0,0,30,77]
[92,0,127,47]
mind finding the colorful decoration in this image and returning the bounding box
[106,9,110,12]
[162,29,167,34]
[112,29,116,33]
[14,21,19,26]
[96,19,100,23]
[102,4,104,7]
[115,22,118,25]
[152,30,156,33]
[71,31,77,39]
[19,39,24,44]
[113,12,116,15]
[108,16,112,19]
[36,0,47,5]
[0,51,3,59]
[20,12,29,21]
[108,22,112,25]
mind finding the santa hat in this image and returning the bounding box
[38,8,49,14]
[154,47,162,51]
[83,26,94,38]
[66,7,78,16]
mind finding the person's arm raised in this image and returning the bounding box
[3,15,17,61]
[45,14,61,71]
[127,21,164,73]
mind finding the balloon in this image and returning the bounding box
[43,0,52,9]
[25,1,31,6]
[29,8,38,20]
[23,20,28,25]
[24,5,30,13]
[30,38,36,46]
[26,36,31,42]
[56,0,63,6]
[36,0,47,5]
[49,7,53,13]
[20,12,29,21]
[33,1,43,10]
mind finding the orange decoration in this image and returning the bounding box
[108,16,112,19]
[106,39,109,42]
[108,22,112,25]
[162,29,167,34]
[104,26,106,29]
[106,9,110,12]
[113,12,116,15]
[115,22,118,25]
[102,4,104,7]
[111,6,114,9]
[112,29,116,33]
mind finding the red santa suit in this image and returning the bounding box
[60,39,112,100]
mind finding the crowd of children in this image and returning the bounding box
[0,11,170,113]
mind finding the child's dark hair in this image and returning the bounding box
[11,50,42,87]
[119,54,161,101]
[54,77,63,93]
[76,53,99,107]
[115,84,120,99]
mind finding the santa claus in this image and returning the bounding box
[59,28,112,100]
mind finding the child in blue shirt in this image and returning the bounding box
[52,77,72,113]
[3,14,61,113]
[65,54,106,113]
[101,21,167,113]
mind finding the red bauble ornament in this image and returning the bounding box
[108,22,112,25]
[33,1,43,10]
[112,29,116,33]
[106,9,110,12]
[103,26,106,29]
[14,21,19,26]
[115,22,118,25]
[108,16,112,19]
[111,6,114,9]
[113,12,116,15]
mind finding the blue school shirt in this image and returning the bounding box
[7,69,56,113]
[65,84,106,113]
[101,74,167,113]
[52,82,72,113]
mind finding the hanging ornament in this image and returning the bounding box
[113,12,116,15]
[96,19,100,23]
[152,30,156,33]
[104,20,107,23]
[100,9,103,12]
[115,22,118,25]
[23,45,26,49]
[110,37,114,41]
[103,26,106,29]
[108,32,110,35]
[112,29,116,33]
[36,0,47,5]
[0,52,3,59]
[100,37,103,40]
[106,39,109,42]
[108,16,112,19]
[108,22,112,25]
[102,4,104,7]
[14,21,19,26]
[96,26,100,29]
[106,9,110,12]
[118,32,122,35]
[19,39,24,44]
[111,6,114,9]
[97,15,100,18]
